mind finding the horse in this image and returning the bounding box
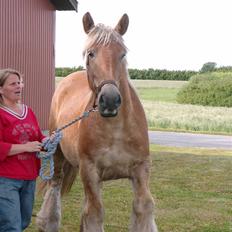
[36,12,158,232]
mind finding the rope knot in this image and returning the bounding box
[36,131,63,180]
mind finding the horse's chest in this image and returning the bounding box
[97,145,130,164]
[95,144,139,180]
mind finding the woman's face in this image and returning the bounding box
[0,74,23,104]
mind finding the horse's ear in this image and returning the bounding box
[83,12,95,34]
[114,14,129,36]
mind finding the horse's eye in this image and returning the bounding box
[121,53,126,60]
[88,51,95,59]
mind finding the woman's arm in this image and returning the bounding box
[9,141,42,156]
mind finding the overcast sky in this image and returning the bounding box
[55,0,232,71]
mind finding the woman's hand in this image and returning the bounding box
[42,132,56,144]
[24,141,42,152]
[40,132,56,152]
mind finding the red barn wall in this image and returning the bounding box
[0,0,56,129]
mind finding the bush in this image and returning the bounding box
[177,72,232,107]
[55,66,84,77]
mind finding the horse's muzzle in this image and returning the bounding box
[98,84,121,117]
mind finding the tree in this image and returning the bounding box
[200,62,217,73]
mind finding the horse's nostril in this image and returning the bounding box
[98,93,121,110]
[99,95,105,107]
[116,95,121,107]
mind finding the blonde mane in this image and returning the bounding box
[83,23,127,57]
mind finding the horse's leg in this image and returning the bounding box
[130,161,158,232]
[79,160,104,232]
[36,146,64,232]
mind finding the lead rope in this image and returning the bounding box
[36,107,97,180]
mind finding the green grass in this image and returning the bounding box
[131,80,187,89]
[26,146,232,232]
[143,101,232,134]
[136,88,179,102]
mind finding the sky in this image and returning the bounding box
[55,0,232,71]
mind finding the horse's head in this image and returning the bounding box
[82,12,129,117]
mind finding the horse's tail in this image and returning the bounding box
[61,160,78,196]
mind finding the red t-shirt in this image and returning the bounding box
[0,104,45,180]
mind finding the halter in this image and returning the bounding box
[86,66,119,108]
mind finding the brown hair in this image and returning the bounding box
[0,68,22,104]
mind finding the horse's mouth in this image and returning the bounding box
[100,108,118,117]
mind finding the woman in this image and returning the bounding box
[0,68,46,231]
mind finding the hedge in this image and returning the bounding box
[55,66,232,81]
[55,67,197,81]
[177,72,232,107]
[55,66,84,77]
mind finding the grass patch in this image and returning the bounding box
[131,80,187,89]
[150,144,232,156]
[143,101,232,134]
[151,146,232,232]
[26,146,232,232]
[136,87,179,102]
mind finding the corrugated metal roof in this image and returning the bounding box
[50,0,78,11]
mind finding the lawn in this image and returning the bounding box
[143,101,232,134]
[136,88,179,102]
[26,146,232,232]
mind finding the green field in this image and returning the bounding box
[133,80,186,103]
[131,80,232,135]
[26,146,232,232]
[136,88,179,102]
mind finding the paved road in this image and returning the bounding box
[149,131,232,150]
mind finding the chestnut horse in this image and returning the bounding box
[36,12,158,232]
